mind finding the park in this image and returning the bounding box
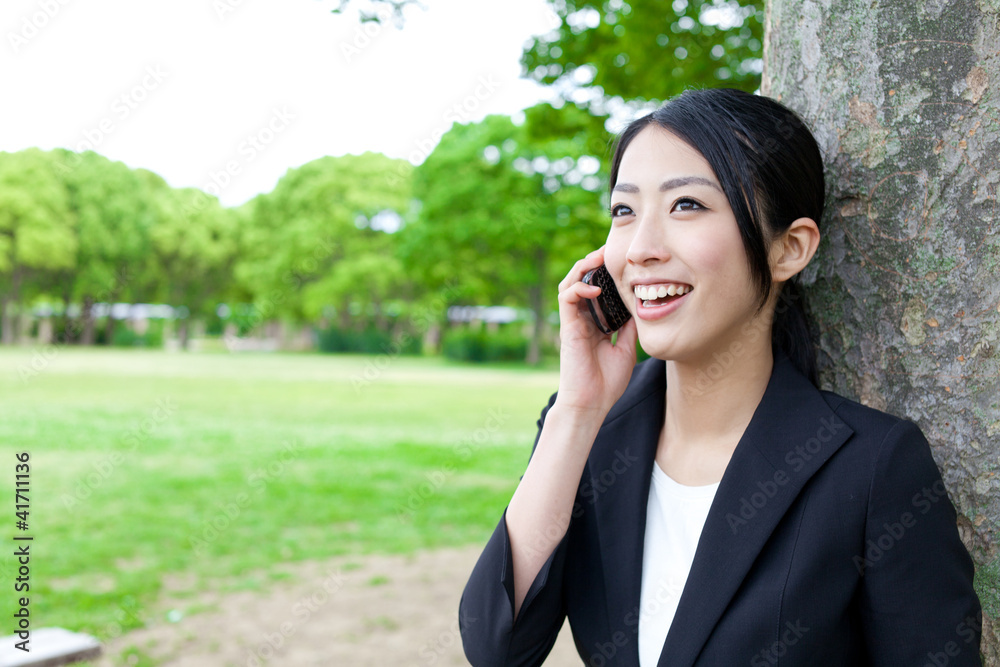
[1,0,998,664]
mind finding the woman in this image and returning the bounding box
[459,88,982,666]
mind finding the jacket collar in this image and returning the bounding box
[588,353,854,667]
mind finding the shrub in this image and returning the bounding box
[111,320,165,348]
[441,327,529,363]
[315,326,420,355]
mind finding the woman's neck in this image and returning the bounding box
[663,344,775,453]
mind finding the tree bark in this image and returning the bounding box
[103,286,122,346]
[764,0,999,659]
[59,287,74,344]
[0,293,11,346]
[1,267,23,345]
[80,295,96,346]
[104,314,118,346]
[526,246,546,366]
[176,317,191,350]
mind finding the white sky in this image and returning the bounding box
[0,0,561,206]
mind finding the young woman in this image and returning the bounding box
[459,88,983,666]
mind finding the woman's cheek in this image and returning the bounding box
[603,234,629,290]
[688,235,733,275]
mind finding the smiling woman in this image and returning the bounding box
[605,128,775,370]
[458,88,983,666]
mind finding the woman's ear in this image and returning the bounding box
[771,217,820,282]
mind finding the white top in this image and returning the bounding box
[638,462,720,667]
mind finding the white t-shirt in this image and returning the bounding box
[638,462,720,667]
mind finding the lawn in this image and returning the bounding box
[0,347,559,640]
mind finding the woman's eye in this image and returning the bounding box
[673,198,705,212]
[610,204,634,218]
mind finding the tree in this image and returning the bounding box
[764,0,999,659]
[56,151,156,345]
[144,180,238,348]
[326,0,763,106]
[0,149,75,344]
[400,105,610,363]
[522,0,763,108]
[235,152,413,334]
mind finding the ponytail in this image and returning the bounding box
[771,280,817,386]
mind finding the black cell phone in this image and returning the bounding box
[581,264,632,334]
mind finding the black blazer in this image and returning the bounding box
[459,354,982,666]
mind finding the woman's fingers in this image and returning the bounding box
[557,282,602,335]
[558,246,606,293]
[558,281,600,306]
[552,246,636,416]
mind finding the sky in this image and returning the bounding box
[0,0,561,206]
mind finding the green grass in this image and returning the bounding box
[0,347,558,640]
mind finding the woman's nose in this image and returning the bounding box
[625,212,671,266]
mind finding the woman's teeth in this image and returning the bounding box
[633,284,692,306]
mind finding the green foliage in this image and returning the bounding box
[56,150,157,305]
[522,0,764,105]
[1,0,764,351]
[399,104,611,362]
[146,183,239,320]
[326,0,764,103]
[403,107,608,288]
[107,321,165,348]
[0,149,245,346]
[0,149,76,325]
[442,326,530,363]
[316,325,420,354]
[0,148,426,350]
[0,149,76,274]
[235,152,414,328]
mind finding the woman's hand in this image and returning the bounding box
[553,245,639,420]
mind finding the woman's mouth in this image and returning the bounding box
[632,283,692,320]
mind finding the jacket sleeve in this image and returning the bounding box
[459,390,574,667]
[857,419,983,664]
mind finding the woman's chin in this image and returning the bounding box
[635,334,682,362]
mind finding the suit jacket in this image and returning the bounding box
[459,354,983,666]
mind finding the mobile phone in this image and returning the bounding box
[581,264,631,334]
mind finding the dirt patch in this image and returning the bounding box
[93,546,580,666]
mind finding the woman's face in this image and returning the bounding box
[604,125,773,364]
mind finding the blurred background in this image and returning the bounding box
[0,0,763,664]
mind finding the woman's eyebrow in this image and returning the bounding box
[612,176,723,194]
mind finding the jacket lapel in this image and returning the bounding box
[589,358,665,665]
[658,355,855,666]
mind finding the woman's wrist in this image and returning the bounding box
[545,401,608,443]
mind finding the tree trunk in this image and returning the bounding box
[103,286,122,346]
[339,300,352,331]
[104,314,118,346]
[178,318,190,350]
[373,299,388,333]
[60,288,74,344]
[37,316,53,345]
[526,246,546,366]
[2,267,22,345]
[764,0,999,658]
[80,295,96,346]
[11,303,23,346]
[0,293,11,346]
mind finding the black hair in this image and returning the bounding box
[608,87,824,385]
